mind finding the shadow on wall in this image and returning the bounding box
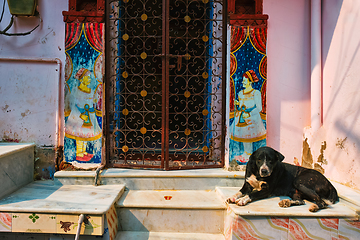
[322,0,360,163]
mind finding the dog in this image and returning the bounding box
[226,146,338,212]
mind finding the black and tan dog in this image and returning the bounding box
[226,146,338,212]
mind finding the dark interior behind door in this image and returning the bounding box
[106,0,226,170]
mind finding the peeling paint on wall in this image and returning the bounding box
[336,137,347,151]
[302,138,328,174]
[34,147,56,180]
[314,141,326,174]
[302,138,313,168]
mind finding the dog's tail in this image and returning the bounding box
[327,186,339,204]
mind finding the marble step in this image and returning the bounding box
[0,143,35,199]
[54,168,245,190]
[116,190,227,234]
[115,231,225,240]
[216,186,359,218]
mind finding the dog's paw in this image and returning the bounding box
[309,204,320,212]
[235,195,251,206]
[226,192,243,204]
[278,199,291,208]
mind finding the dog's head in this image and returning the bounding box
[249,146,284,178]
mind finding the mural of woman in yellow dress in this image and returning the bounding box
[230,70,266,162]
[65,68,102,161]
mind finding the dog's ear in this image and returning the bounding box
[275,149,285,162]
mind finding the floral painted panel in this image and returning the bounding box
[12,213,56,233]
[64,23,104,165]
[225,213,360,240]
[227,215,360,240]
[56,214,103,235]
[229,26,267,164]
[0,213,11,232]
[106,204,118,240]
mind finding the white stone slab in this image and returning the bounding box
[0,181,125,214]
[0,143,35,200]
[118,208,225,233]
[55,168,245,178]
[0,143,35,159]
[118,190,226,209]
[115,231,225,240]
[216,187,358,218]
[54,170,96,178]
[331,181,360,209]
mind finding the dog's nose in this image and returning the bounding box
[261,169,268,175]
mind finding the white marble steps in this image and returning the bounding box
[116,190,227,234]
[331,181,360,214]
[118,189,226,209]
[216,187,359,218]
[54,168,245,190]
[0,143,35,199]
[0,181,125,214]
[115,231,225,240]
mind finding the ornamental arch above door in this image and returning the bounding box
[104,0,227,170]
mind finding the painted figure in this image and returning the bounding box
[65,68,102,160]
[230,70,266,162]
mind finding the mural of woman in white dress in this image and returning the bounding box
[230,70,266,162]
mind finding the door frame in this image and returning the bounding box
[103,0,228,170]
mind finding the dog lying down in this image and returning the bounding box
[226,146,339,212]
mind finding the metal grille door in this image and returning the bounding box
[106,0,226,169]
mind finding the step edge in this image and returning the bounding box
[54,168,245,179]
[115,231,225,240]
[116,204,227,210]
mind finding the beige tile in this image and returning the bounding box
[289,218,338,240]
[339,218,360,239]
[106,204,118,240]
[0,212,12,232]
[12,213,56,233]
[231,216,288,240]
[56,214,104,235]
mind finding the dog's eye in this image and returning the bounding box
[256,160,261,165]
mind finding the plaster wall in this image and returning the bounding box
[265,0,360,190]
[318,0,360,189]
[264,0,311,164]
[0,0,359,189]
[0,0,67,146]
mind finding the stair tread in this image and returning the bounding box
[0,181,125,214]
[117,190,226,209]
[217,187,359,217]
[0,142,35,158]
[55,168,245,178]
[115,231,225,240]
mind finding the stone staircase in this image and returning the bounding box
[54,168,360,240]
[116,190,226,239]
[1,143,360,239]
[55,168,245,240]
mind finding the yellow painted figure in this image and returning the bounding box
[230,70,266,161]
[65,68,102,160]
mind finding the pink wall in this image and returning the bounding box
[265,0,311,162]
[265,0,360,190]
[0,0,67,146]
[0,0,359,188]
[320,0,360,189]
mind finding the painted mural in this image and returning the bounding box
[229,26,267,164]
[225,208,360,240]
[64,23,104,165]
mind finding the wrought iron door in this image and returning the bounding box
[106,0,226,169]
